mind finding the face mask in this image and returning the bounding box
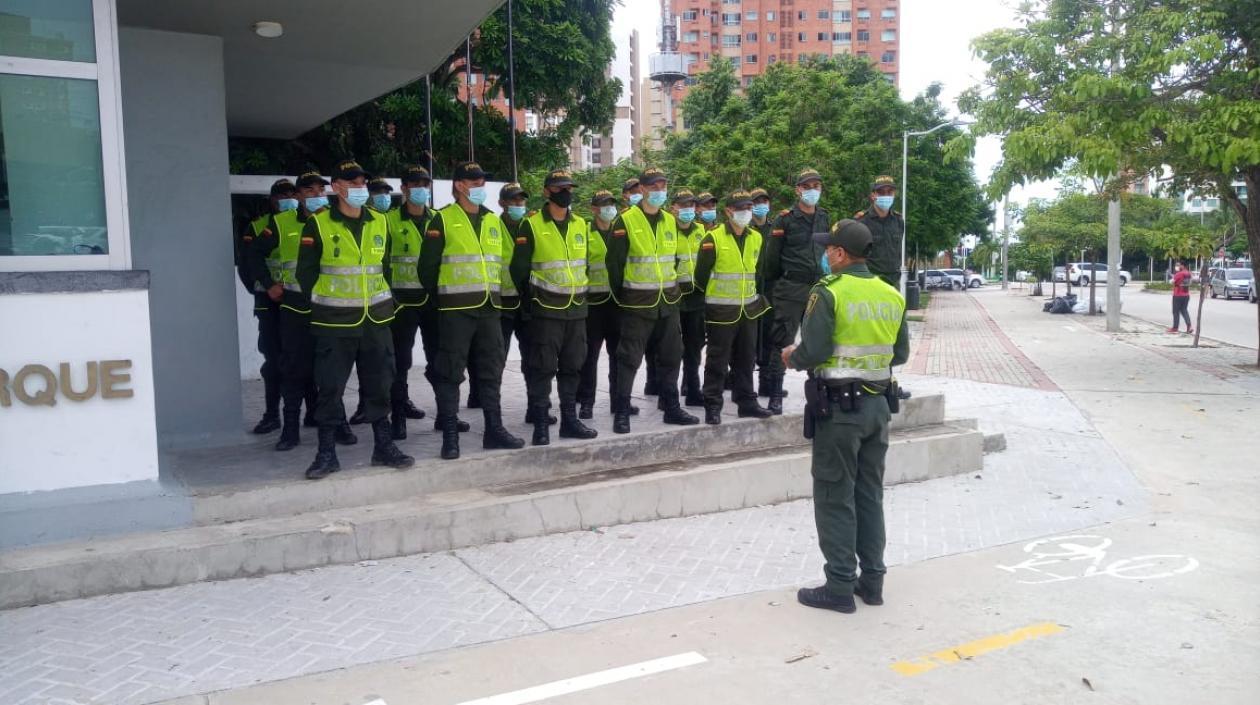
[700,209,717,223]
[751,203,770,218]
[370,194,392,211]
[506,205,528,221]
[646,190,668,208]
[677,207,696,224]
[627,193,643,206]
[874,195,896,211]
[467,186,487,206]
[820,251,832,276]
[304,196,329,212]
[599,205,619,222]
[344,186,370,208]
[549,190,573,208]
[732,210,753,228]
[407,187,430,206]
[801,189,821,206]
[276,198,299,212]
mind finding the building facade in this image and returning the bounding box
[570,29,641,170]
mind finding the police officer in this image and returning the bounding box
[297,159,413,480]
[856,175,913,400]
[749,187,776,397]
[672,190,706,408]
[621,176,660,398]
[696,191,720,229]
[783,219,908,613]
[418,161,525,459]
[764,169,830,415]
[509,169,600,445]
[349,177,399,426]
[605,168,699,433]
[238,179,294,435]
[694,190,772,424]
[577,190,637,420]
[382,167,434,441]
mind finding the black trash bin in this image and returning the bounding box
[906,281,921,310]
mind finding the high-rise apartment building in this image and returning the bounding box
[662,0,901,128]
[570,30,642,170]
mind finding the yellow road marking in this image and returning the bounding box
[891,622,1065,676]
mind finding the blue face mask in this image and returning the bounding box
[627,193,643,206]
[751,203,770,218]
[506,205,528,221]
[677,207,696,224]
[700,209,717,223]
[646,190,668,208]
[344,186,370,208]
[801,189,821,206]
[304,195,329,212]
[276,198,299,212]
[599,205,619,222]
[874,195,896,211]
[820,251,832,276]
[407,187,430,206]
[370,194,392,211]
[467,186,487,206]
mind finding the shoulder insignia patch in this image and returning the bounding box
[700,242,715,250]
[242,235,253,242]
[613,229,627,238]
[515,236,527,244]
[425,229,441,238]
[261,228,273,237]
[806,292,819,316]
[771,229,785,237]
[527,210,537,216]
[300,236,315,246]
[854,210,866,218]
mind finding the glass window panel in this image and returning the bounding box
[0,74,107,256]
[0,0,96,62]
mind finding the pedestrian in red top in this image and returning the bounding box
[1169,262,1194,334]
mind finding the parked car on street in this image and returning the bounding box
[1068,262,1130,286]
[920,269,957,290]
[1053,266,1066,282]
[1209,268,1255,300]
[943,268,984,288]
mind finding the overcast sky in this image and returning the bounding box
[612,0,1059,221]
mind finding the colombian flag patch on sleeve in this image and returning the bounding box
[613,229,627,238]
[515,237,527,244]
[771,229,785,237]
[700,242,715,250]
[425,229,441,238]
[300,236,315,246]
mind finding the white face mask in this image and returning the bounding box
[731,210,753,228]
[599,205,618,222]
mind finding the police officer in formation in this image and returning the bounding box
[576,190,627,420]
[856,175,912,400]
[672,190,707,408]
[383,168,432,440]
[237,179,291,435]
[783,219,908,613]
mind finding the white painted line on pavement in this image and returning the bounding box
[453,652,708,705]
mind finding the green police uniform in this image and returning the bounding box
[693,195,771,420]
[676,196,707,408]
[239,210,283,431]
[384,203,432,435]
[576,194,626,418]
[857,208,905,289]
[764,191,830,411]
[789,261,909,601]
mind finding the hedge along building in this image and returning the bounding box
[0,0,505,548]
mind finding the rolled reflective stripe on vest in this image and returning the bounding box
[817,367,892,381]
[832,344,895,357]
[588,284,611,293]
[311,290,394,308]
[390,256,420,264]
[441,254,486,264]
[529,277,588,295]
[588,262,607,271]
[320,265,383,275]
[280,261,298,270]
[624,280,666,290]
[391,282,425,290]
[438,282,500,294]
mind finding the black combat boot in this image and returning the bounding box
[466,382,482,409]
[530,405,550,446]
[643,367,659,396]
[797,585,856,614]
[704,403,722,425]
[252,411,280,434]
[335,421,357,445]
[737,400,773,418]
[613,397,632,434]
[403,399,426,419]
[439,415,460,460]
[371,418,414,468]
[483,410,525,449]
[390,400,407,441]
[274,406,301,451]
[349,403,367,425]
[578,401,594,419]
[768,376,785,416]
[525,407,557,425]
[662,396,699,426]
[434,417,471,433]
[854,577,884,606]
[758,373,772,398]
[559,403,598,439]
[303,409,318,428]
[304,427,340,480]
[683,366,704,407]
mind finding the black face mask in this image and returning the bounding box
[549,190,573,208]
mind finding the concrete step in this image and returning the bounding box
[0,419,990,610]
[187,394,950,525]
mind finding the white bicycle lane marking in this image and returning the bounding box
[996,535,1199,584]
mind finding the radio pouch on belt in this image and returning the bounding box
[885,380,901,414]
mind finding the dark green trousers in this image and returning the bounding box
[433,307,505,418]
[701,315,758,407]
[812,394,891,596]
[765,279,811,378]
[526,316,587,410]
[615,306,682,403]
[312,324,394,427]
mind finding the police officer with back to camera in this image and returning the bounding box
[296,159,414,480]
[782,219,909,614]
[857,174,912,400]
[764,169,830,415]
[417,161,526,460]
[510,168,600,446]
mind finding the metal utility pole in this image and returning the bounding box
[1001,199,1011,291]
[505,0,519,182]
[465,36,475,162]
[902,120,969,297]
[1106,196,1122,330]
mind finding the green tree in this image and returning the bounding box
[958,0,1260,362]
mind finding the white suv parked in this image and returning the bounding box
[1068,262,1130,286]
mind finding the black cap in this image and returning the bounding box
[814,219,873,256]
[695,191,717,205]
[726,190,754,208]
[750,187,770,201]
[332,159,368,181]
[367,177,393,193]
[453,161,490,181]
[544,169,575,188]
[296,171,329,188]
[269,178,296,196]
[590,189,617,206]
[639,167,667,185]
[402,165,431,185]
[871,174,897,191]
[672,189,696,205]
[621,177,640,192]
[500,182,528,200]
[795,168,823,186]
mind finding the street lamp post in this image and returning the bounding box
[901,120,970,296]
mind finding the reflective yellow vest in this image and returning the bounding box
[499,216,524,310]
[816,274,905,382]
[308,209,395,327]
[386,208,429,308]
[435,203,506,311]
[617,205,681,308]
[676,222,706,295]
[526,210,589,309]
[273,210,309,313]
[703,223,768,324]
[246,214,272,309]
[587,224,611,305]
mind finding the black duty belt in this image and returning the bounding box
[826,382,887,401]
